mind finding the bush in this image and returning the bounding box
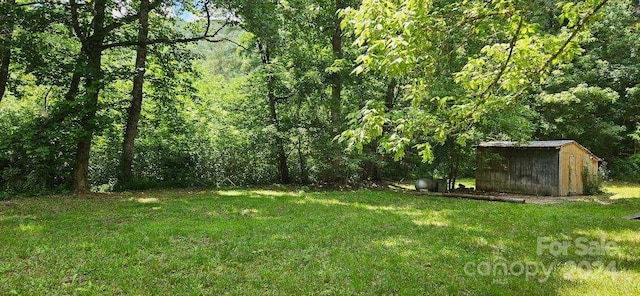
[582,165,605,195]
[0,109,76,197]
[609,154,640,183]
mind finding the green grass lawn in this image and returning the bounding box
[605,181,640,199]
[1,187,639,295]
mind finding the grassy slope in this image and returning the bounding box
[1,187,639,295]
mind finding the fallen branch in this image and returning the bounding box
[623,213,640,220]
[386,183,407,190]
[415,191,526,203]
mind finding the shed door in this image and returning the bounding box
[568,155,577,195]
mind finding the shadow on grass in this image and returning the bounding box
[270,190,640,294]
[0,188,639,294]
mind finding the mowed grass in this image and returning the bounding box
[1,188,639,295]
[605,181,640,199]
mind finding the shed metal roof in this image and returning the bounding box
[478,140,574,148]
[477,140,602,161]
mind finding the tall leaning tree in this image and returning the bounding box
[234,0,292,184]
[67,0,112,193]
[116,0,231,187]
[121,0,150,183]
[0,0,16,103]
[329,0,345,181]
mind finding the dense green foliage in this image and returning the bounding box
[534,0,640,182]
[0,0,639,196]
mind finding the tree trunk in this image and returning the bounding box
[72,0,107,194]
[330,0,344,182]
[363,78,398,181]
[296,98,308,184]
[0,0,16,103]
[269,91,290,184]
[73,135,92,194]
[121,0,150,184]
[73,45,103,194]
[385,78,397,111]
[64,57,85,101]
[446,136,459,191]
[257,40,290,184]
[297,135,308,184]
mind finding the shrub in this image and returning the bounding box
[582,165,605,195]
[609,154,640,183]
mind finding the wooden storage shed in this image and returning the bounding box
[476,140,601,196]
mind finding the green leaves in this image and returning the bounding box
[340,0,611,165]
[342,0,436,78]
[415,142,433,163]
[339,100,387,153]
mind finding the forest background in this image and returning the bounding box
[0,0,639,197]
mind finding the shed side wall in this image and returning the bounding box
[476,148,560,196]
[559,143,600,195]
